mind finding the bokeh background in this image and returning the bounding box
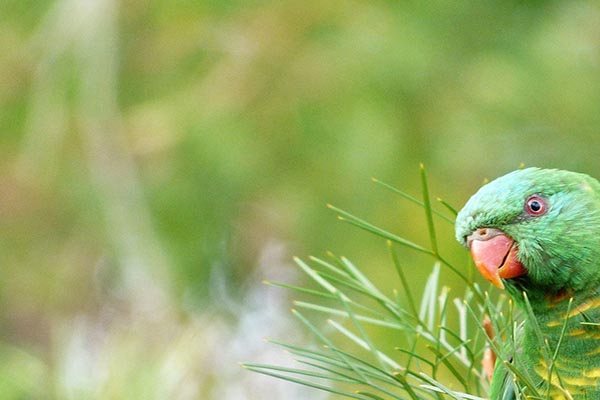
[2,0,600,398]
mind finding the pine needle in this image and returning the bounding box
[419,163,439,256]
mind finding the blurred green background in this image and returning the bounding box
[2,0,600,398]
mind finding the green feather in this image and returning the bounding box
[456,168,600,400]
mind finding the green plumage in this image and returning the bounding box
[456,168,600,399]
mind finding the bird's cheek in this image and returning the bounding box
[470,234,527,289]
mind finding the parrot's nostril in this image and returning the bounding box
[468,227,506,245]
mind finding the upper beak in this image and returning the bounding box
[467,228,527,289]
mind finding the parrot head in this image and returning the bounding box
[455,168,600,300]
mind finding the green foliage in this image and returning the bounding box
[244,168,486,398]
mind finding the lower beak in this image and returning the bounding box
[467,228,527,289]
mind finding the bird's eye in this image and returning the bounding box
[525,195,547,216]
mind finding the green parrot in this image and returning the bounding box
[455,168,600,400]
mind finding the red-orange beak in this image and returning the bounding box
[467,228,527,289]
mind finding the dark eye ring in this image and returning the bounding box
[525,195,547,216]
